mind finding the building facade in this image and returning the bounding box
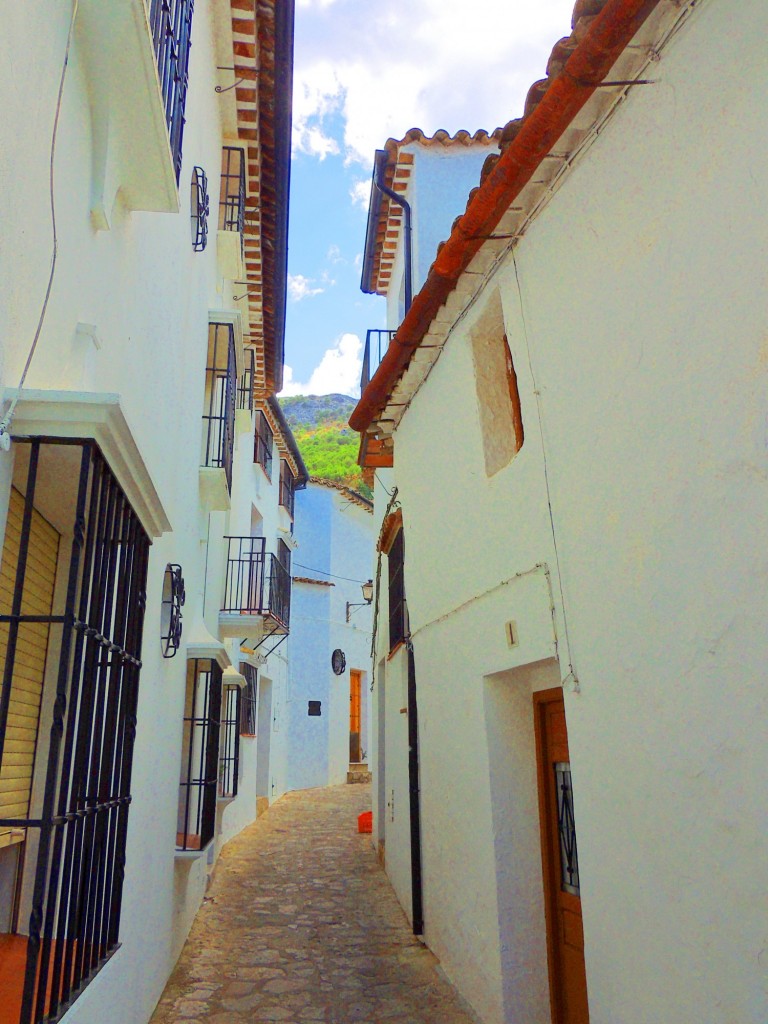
[352,2,768,1024]
[285,480,375,792]
[0,3,305,1024]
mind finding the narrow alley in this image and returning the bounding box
[151,786,475,1024]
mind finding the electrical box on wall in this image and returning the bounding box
[506,620,519,647]
[308,701,321,716]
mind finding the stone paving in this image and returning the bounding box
[151,784,477,1024]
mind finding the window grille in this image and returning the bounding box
[240,663,258,736]
[148,0,195,183]
[201,322,237,493]
[388,528,407,651]
[254,411,274,479]
[218,686,241,799]
[555,762,580,896]
[238,348,255,412]
[0,439,150,1024]
[177,659,221,852]
[279,461,295,518]
[267,553,291,630]
[219,146,246,233]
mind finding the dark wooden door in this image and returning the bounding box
[534,688,589,1024]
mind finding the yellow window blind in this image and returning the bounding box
[0,488,59,850]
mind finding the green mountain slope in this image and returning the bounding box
[279,395,371,498]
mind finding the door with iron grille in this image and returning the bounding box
[534,688,589,1024]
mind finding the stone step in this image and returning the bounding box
[346,770,372,785]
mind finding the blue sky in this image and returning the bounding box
[281,0,577,397]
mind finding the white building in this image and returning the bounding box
[0,3,307,1024]
[351,2,768,1024]
[285,479,375,792]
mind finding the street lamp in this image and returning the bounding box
[346,579,373,622]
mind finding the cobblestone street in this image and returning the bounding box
[151,785,476,1024]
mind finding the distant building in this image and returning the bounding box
[352,2,768,1024]
[286,480,375,792]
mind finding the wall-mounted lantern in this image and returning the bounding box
[161,563,185,658]
[346,579,373,623]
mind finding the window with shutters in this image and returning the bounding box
[0,439,150,1024]
[387,528,407,652]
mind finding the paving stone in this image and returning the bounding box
[150,785,476,1024]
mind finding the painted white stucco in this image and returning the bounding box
[0,4,304,1024]
[363,2,768,1023]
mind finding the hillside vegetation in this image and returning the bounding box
[279,394,371,498]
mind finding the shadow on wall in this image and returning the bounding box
[484,658,558,1024]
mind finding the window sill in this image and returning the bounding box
[387,640,407,662]
[174,837,214,861]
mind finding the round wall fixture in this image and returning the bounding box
[190,166,210,252]
[161,563,185,658]
[331,649,346,675]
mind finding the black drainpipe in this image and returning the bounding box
[374,160,413,315]
[406,639,424,935]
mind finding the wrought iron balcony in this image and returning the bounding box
[220,538,291,635]
[148,0,194,184]
[279,460,295,518]
[361,328,396,392]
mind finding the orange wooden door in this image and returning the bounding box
[349,670,361,763]
[534,689,589,1024]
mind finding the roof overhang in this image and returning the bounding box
[351,0,693,450]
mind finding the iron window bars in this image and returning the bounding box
[555,762,581,896]
[240,663,258,736]
[267,553,291,631]
[219,147,246,233]
[0,439,150,1024]
[148,0,194,184]
[218,686,241,800]
[361,329,396,392]
[254,411,274,480]
[177,658,221,852]
[190,166,209,251]
[279,461,295,518]
[220,538,291,630]
[201,322,237,493]
[160,563,185,658]
[238,348,255,412]
[388,527,407,651]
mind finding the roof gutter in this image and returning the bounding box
[361,150,388,295]
[350,0,662,435]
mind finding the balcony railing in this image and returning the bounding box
[221,539,292,629]
[361,328,396,392]
[201,323,236,492]
[238,348,255,411]
[148,0,194,184]
[219,146,246,233]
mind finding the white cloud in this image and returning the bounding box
[293,0,576,168]
[280,333,362,398]
[349,179,370,210]
[287,273,324,302]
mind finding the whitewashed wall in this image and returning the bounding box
[384,2,768,1023]
[286,484,374,791]
[0,3,287,1022]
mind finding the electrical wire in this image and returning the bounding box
[292,562,369,586]
[0,0,79,441]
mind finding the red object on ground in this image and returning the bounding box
[358,811,373,834]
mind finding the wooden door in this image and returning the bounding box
[349,669,361,763]
[534,688,589,1024]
